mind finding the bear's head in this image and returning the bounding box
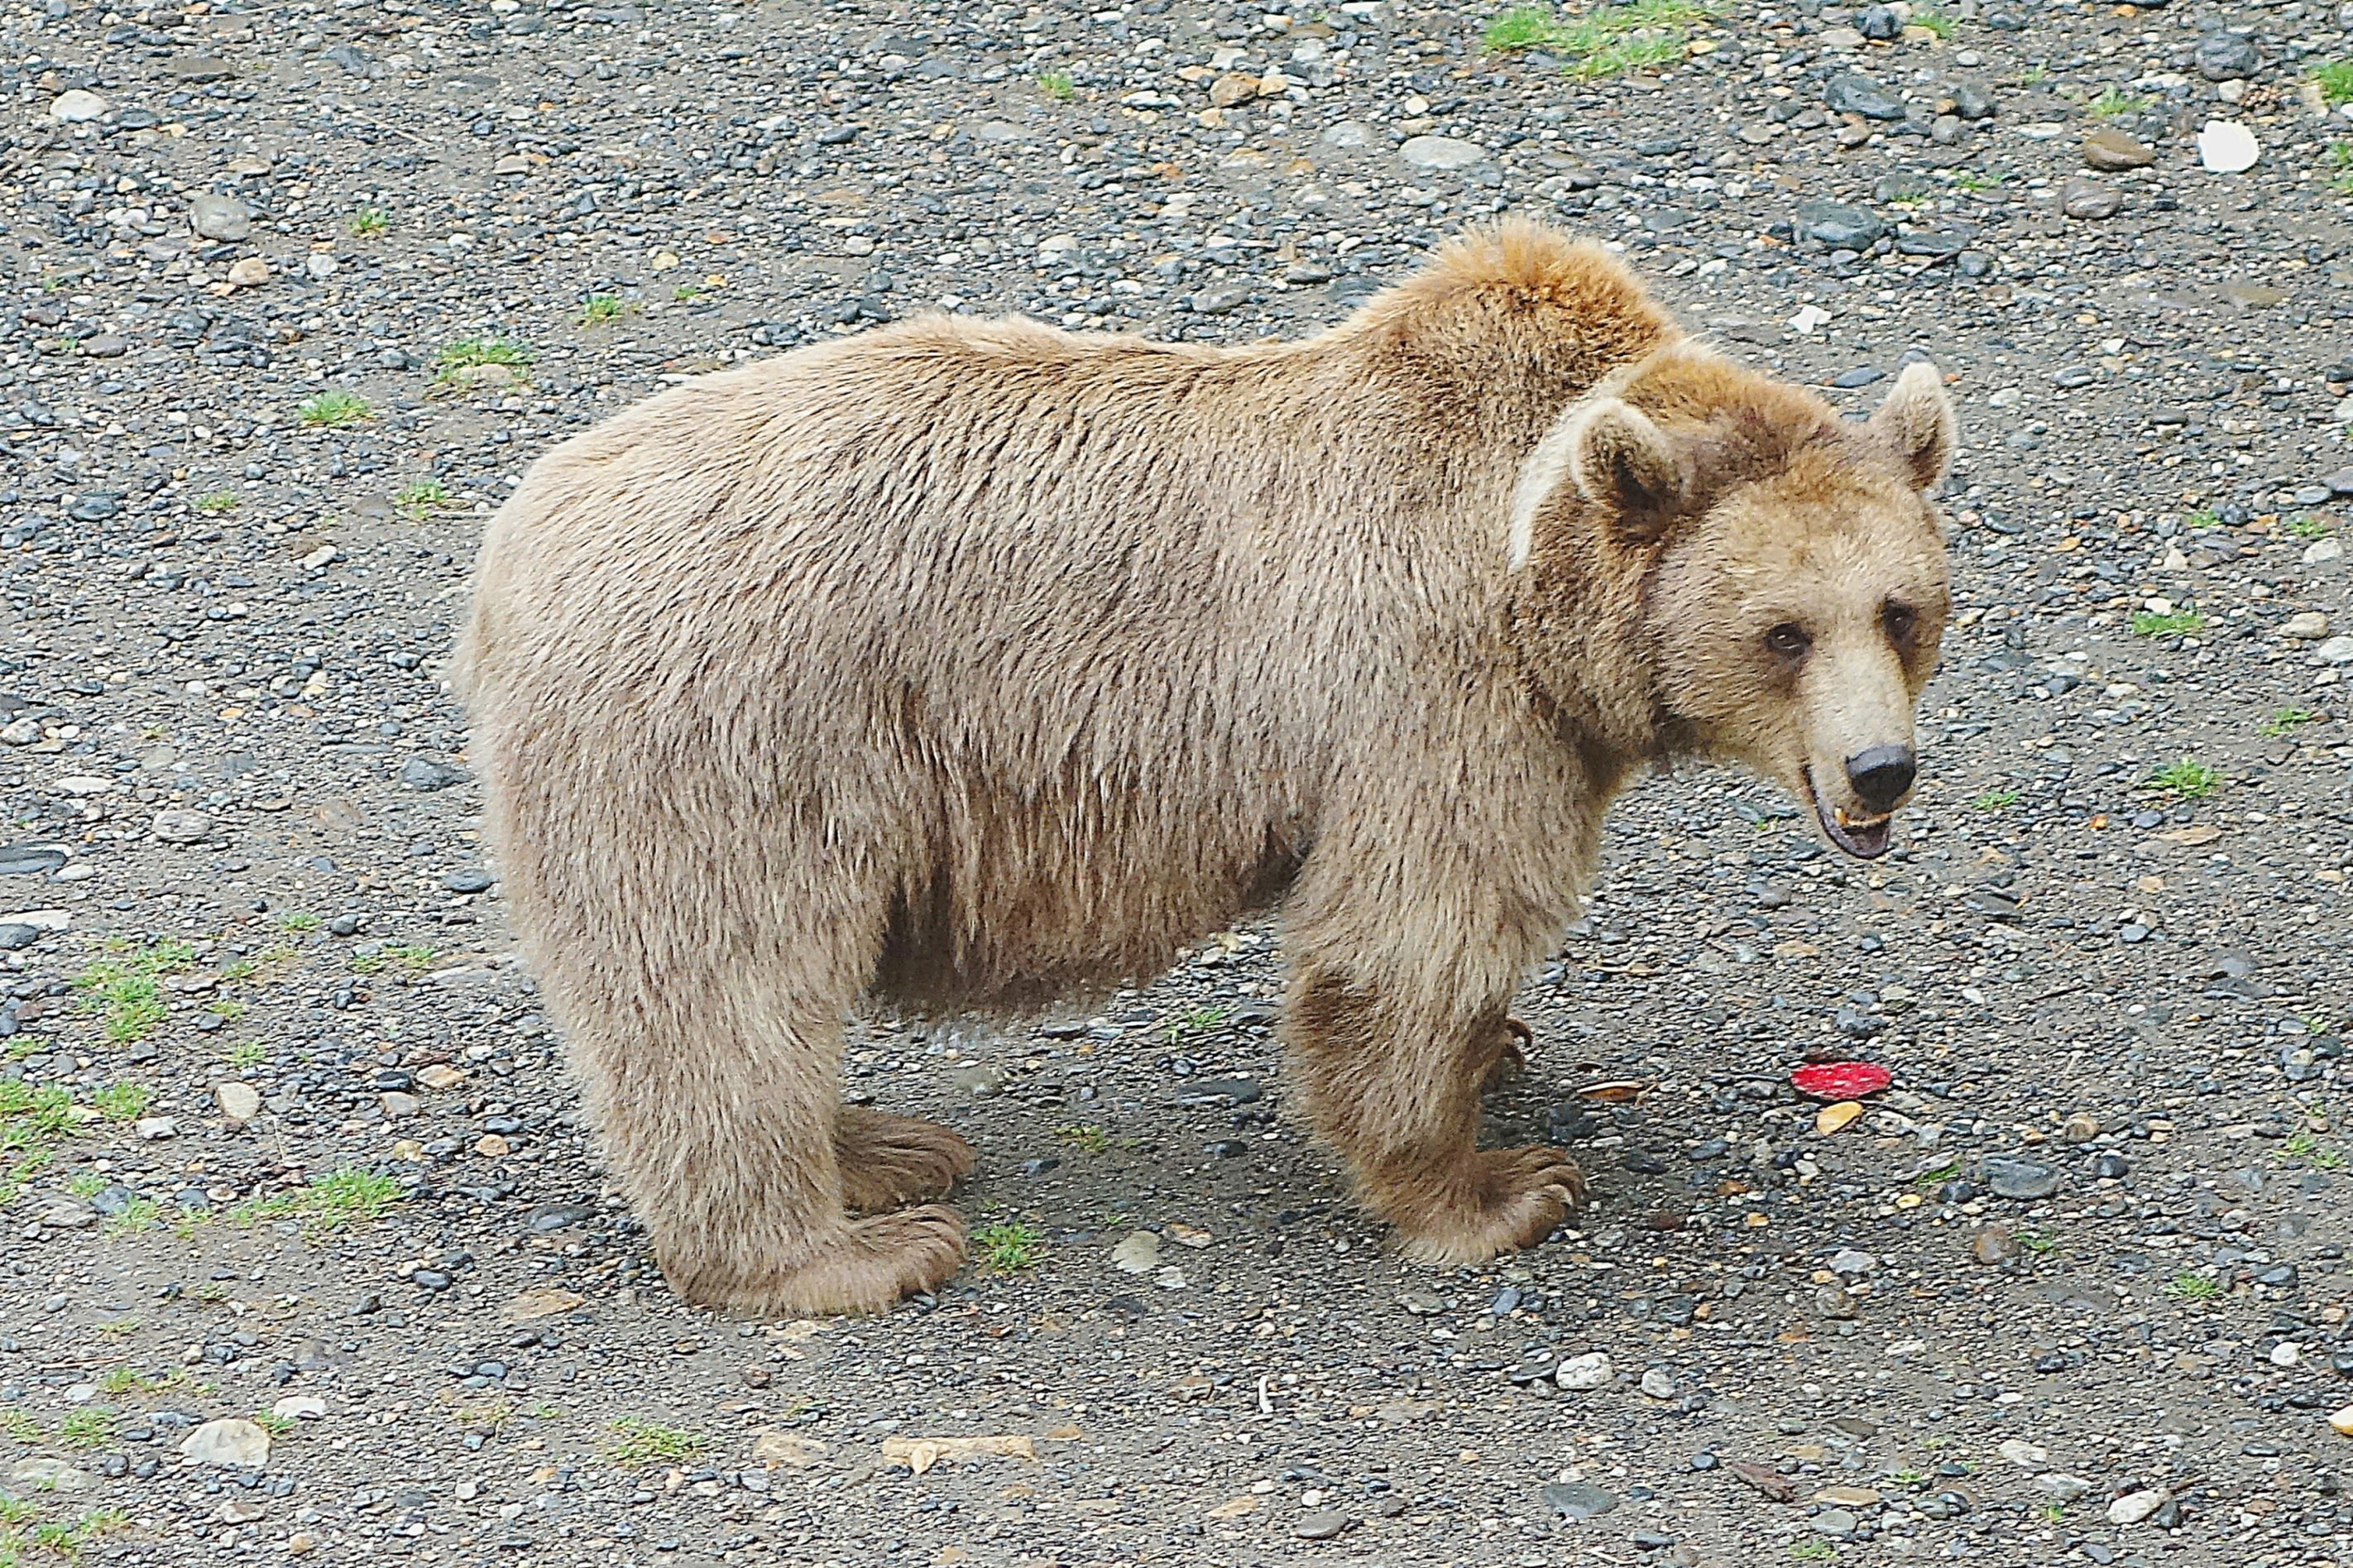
[1517,345,1955,861]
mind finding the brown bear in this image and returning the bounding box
[458,219,1955,1316]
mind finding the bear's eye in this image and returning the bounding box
[1764,622,1810,659]
[1882,600,1918,645]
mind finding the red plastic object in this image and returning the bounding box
[1790,1062,1892,1101]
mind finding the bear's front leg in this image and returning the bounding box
[1286,965,1585,1265]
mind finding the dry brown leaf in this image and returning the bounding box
[497,1287,582,1325]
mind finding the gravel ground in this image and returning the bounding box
[4,0,2353,1565]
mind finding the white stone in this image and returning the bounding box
[2317,635,2353,667]
[2106,1489,2168,1525]
[134,1116,179,1140]
[1109,1231,1161,1274]
[1638,1368,1675,1398]
[306,252,340,280]
[1320,119,1372,148]
[2035,1474,2092,1502]
[271,1395,327,1421]
[152,809,213,843]
[1555,1352,1613,1391]
[181,1417,271,1468]
[54,775,114,796]
[49,89,107,122]
[1399,135,1485,171]
[2281,611,2330,640]
[2270,1340,2303,1366]
[1997,1438,2049,1470]
[214,1081,261,1123]
[1829,1248,1876,1275]
[2196,120,2260,174]
[2305,538,2345,565]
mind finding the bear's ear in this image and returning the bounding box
[1566,396,1691,542]
[1868,361,1956,491]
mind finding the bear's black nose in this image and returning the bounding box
[1845,745,1916,813]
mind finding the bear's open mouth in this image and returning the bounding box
[1801,768,1894,860]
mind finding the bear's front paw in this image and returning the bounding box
[1391,1145,1585,1267]
[1479,1016,1536,1091]
[664,1205,968,1318]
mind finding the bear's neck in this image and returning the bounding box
[1502,506,1674,767]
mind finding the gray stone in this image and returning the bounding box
[1293,1510,1348,1540]
[1320,119,1373,149]
[2193,32,2257,80]
[1399,135,1486,170]
[1639,1368,1675,1398]
[2107,1488,2168,1524]
[189,194,254,242]
[2316,635,2353,667]
[48,89,107,123]
[1190,287,1248,315]
[1541,1480,1617,1521]
[151,809,212,844]
[1985,1157,2059,1200]
[1823,73,1905,120]
[1798,199,1885,249]
[2060,177,2121,220]
[8,1457,91,1490]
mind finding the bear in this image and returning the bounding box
[458,218,1955,1316]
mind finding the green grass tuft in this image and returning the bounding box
[296,390,369,428]
[193,491,238,513]
[89,1083,151,1123]
[973,1220,1045,1272]
[2260,706,2317,737]
[2314,61,2353,106]
[2164,1271,2221,1302]
[72,939,194,1044]
[2145,758,2219,799]
[233,1168,405,1236]
[577,294,625,327]
[2131,608,2204,638]
[603,1418,707,1465]
[347,207,390,237]
[1481,0,1712,78]
[1037,69,1076,101]
[1972,788,2020,811]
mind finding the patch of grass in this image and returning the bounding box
[454,1401,511,1433]
[0,1410,41,1445]
[224,1041,266,1068]
[347,206,390,237]
[1054,1124,1108,1153]
[2018,1229,2061,1254]
[102,1198,161,1239]
[2288,515,2331,539]
[55,1410,112,1450]
[577,294,625,327]
[67,1172,106,1199]
[89,1083,151,1123]
[972,1220,1045,1272]
[277,911,322,933]
[0,1498,35,1527]
[251,1411,293,1437]
[2314,61,2353,106]
[2164,1271,2222,1302]
[1787,1542,1837,1563]
[1165,1004,1228,1043]
[2284,1132,2347,1171]
[232,1168,405,1236]
[1954,170,2001,193]
[670,284,702,303]
[295,390,369,428]
[2146,758,2220,799]
[1910,7,1954,37]
[2089,87,2152,118]
[72,939,194,1044]
[2016,63,2048,87]
[0,1083,76,1154]
[193,491,238,513]
[1481,0,1713,78]
[94,1369,155,1398]
[94,1316,141,1337]
[1913,1158,1960,1188]
[603,1418,707,1465]
[2331,141,2353,196]
[1037,68,1076,101]
[433,337,531,391]
[204,1000,246,1023]
[1972,788,2020,811]
[2131,607,2205,638]
[395,478,448,516]
[2260,706,2318,737]
[349,943,436,976]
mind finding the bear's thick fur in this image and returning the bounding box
[459,220,1954,1315]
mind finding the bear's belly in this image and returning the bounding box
[868,810,1306,1011]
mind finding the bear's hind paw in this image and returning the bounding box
[672,1205,968,1318]
[1391,1145,1585,1267]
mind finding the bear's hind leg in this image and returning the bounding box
[539,936,966,1317]
[1288,966,1584,1266]
[836,1107,976,1213]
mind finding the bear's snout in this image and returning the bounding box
[1843,744,1916,814]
